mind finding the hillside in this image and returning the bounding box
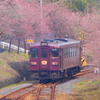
[0,51,29,88]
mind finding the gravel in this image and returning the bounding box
[56,78,86,94]
[0,80,39,95]
[0,78,86,95]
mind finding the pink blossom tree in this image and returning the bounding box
[0,0,100,66]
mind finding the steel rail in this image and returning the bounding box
[0,69,92,100]
[35,86,43,100]
[35,83,52,100]
[18,83,54,100]
[50,84,56,100]
[74,69,94,77]
[0,84,40,100]
[14,85,43,100]
[35,83,57,100]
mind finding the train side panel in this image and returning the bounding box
[61,43,81,70]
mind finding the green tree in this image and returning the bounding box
[67,0,88,12]
[62,0,100,13]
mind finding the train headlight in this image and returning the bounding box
[41,60,47,65]
[52,62,58,65]
[31,62,37,65]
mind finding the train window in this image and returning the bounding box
[72,47,77,57]
[64,47,77,58]
[69,48,72,57]
[51,49,59,57]
[30,48,38,58]
[42,50,47,58]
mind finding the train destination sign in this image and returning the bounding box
[26,39,34,43]
[41,42,48,46]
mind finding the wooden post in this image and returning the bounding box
[23,39,26,53]
[8,38,13,53]
[17,38,21,54]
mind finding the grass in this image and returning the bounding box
[0,51,29,88]
[0,61,3,65]
[70,80,100,100]
[56,80,100,100]
[20,52,29,57]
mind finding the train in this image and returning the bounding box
[28,37,81,82]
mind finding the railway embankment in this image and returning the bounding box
[0,75,99,100]
[0,50,100,99]
[0,69,99,100]
[56,67,100,100]
[0,50,29,88]
[0,82,33,95]
[70,80,100,100]
[55,79,100,100]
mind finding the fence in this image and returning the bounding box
[0,41,28,53]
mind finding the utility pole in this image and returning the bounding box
[40,0,43,20]
[40,0,43,40]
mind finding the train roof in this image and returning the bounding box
[30,38,80,48]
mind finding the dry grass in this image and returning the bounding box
[0,51,29,88]
[70,80,100,100]
[56,93,73,100]
[55,80,100,100]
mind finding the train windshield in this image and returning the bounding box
[30,48,38,58]
[51,49,59,58]
[42,50,47,58]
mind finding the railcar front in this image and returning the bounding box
[29,42,61,80]
[29,45,40,79]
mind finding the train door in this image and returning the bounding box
[39,47,50,70]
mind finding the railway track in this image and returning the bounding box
[0,83,57,100]
[0,69,94,100]
[75,69,94,77]
[0,84,41,100]
[35,84,56,100]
